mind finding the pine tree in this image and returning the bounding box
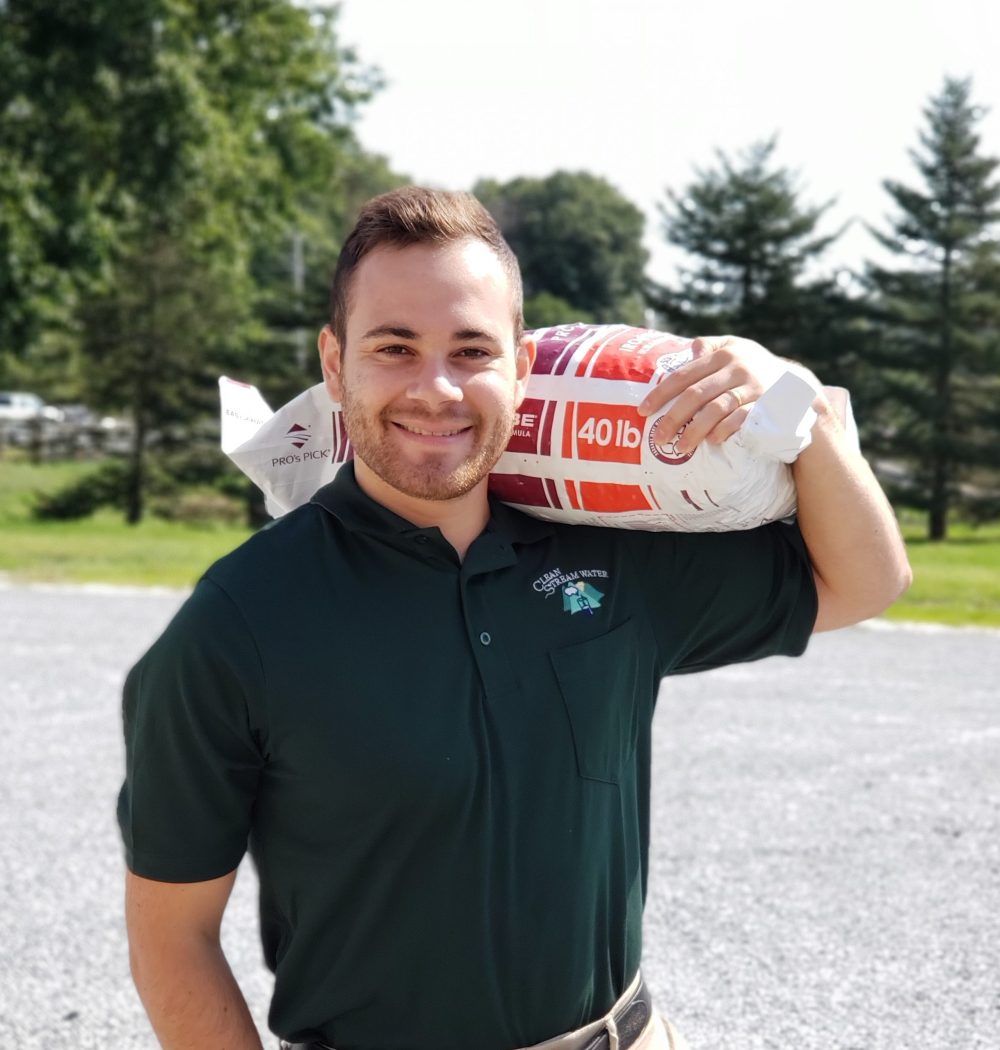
[867,77,1000,540]
[650,137,850,375]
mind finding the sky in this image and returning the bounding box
[336,0,1000,285]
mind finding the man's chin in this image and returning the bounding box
[350,422,512,505]
[381,469,488,503]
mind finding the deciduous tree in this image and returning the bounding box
[474,171,648,324]
[0,1,391,522]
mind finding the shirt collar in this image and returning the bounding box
[310,462,554,548]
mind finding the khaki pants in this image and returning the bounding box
[639,1014,690,1050]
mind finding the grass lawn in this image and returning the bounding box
[1,458,998,627]
[885,518,1000,628]
[0,458,251,588]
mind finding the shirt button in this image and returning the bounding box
[479,631,492,646]
[415,536,429,544]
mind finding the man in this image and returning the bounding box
[119,187,911,1050]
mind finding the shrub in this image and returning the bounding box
[32,461,128,520]
[150,487,245,526]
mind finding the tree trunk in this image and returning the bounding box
[125,374,147,526]
[928,464,948,541]
[929,245,954,542]
[928,351,952,541]
[246,481,268,528]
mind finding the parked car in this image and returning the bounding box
[0,391,64,423]
[0,393,134,456]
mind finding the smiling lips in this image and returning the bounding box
[392,420,473,439]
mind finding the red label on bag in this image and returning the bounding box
[568,402,645,464]
[505,398,545,453]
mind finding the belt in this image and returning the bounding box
[281,976,653,1050]
[578,976,652,1050]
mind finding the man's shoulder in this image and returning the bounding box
[201,500,334,602]
[533,514,666,555]
[528,516,808,581]
[502,505,642,544]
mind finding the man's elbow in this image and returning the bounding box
[894,559,915,600]
[867,557,914,619]
[813,557,913,632]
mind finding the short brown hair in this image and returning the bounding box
[329,186,524,346]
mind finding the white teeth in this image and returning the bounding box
[398,423,466,437]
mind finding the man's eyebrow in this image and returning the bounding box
[452,328,501,344]
[360,325,419,341]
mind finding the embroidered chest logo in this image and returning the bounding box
[561,580,604,616]
[533,567,609,616]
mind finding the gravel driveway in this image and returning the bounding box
[1,582,997,1049]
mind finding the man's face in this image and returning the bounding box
[319,238,534,504]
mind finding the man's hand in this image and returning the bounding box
[638,334,912,632]
[637,335,770,454]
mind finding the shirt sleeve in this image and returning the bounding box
[627,521,818,677]
[117,576,266,882]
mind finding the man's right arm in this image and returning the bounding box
[125,869,264,1050]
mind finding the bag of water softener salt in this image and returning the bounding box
[221,323,845,531]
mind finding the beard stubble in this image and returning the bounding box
[339,385,516,503]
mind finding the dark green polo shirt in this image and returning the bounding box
[118,464,816,1050]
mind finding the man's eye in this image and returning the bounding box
[457,347,490,359]
[378,344,412,356]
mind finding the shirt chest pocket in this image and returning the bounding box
[549,618,642,785]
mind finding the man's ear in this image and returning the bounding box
[514,336,536,407]
[318,325,344,402]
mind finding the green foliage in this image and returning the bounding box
[524,292,593,330]
[474,171,648,323]
[150,486,245,526]
[651,137,854,377]
[0,1,399,522]
[32,460,129,520]
[0,457,98,523]
[865,77,1000,540]
[29,440,253,523]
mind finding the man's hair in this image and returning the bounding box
[329,186,524,347]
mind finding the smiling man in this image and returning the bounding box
[119,187,911,1050]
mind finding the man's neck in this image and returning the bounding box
[353,459,490,562]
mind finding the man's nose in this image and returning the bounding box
[406,358,463,406]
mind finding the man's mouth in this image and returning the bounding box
[392,421,472,437]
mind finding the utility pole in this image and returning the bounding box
[292,230,307,371]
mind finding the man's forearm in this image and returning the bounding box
[792,395,912,631]
[130,935,264,1050]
